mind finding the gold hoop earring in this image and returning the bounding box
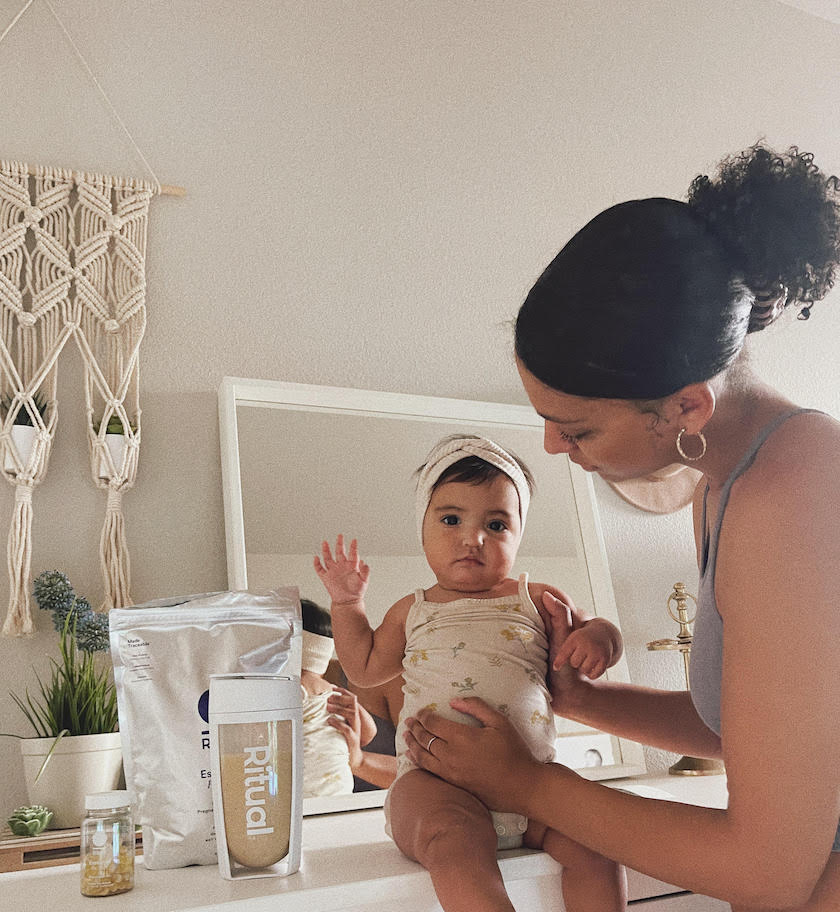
[676,427,707,462]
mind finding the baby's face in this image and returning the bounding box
[422,475,522,595]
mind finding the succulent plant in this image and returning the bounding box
[92,414,137,435]
[0,392,49,427]
[7,805,53,836]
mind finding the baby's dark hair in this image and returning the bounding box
[417,434,535,495]
[515,142,840,400]
[301,597,332,638]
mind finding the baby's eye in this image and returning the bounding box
[488,520,508,532]
[441,514,460,526]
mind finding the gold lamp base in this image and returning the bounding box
[668,755,725,776]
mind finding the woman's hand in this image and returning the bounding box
[314,534,371,604]
[327,685,378,745]
[542,590,592,715]
[403,697,542,814]
[327,686,369,770]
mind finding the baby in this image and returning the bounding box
[315,435,626,912]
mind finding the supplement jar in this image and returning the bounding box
[80,790,135,896]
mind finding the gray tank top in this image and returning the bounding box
[690,408,819,734]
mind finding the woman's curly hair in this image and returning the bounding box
[688,144,840,322]
[515,142,840,399]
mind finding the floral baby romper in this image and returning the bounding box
[388,573,556,849]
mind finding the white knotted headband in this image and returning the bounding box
[415,435,531,542]
[301,630,334,675]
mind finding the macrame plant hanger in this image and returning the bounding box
[0,0,184,635]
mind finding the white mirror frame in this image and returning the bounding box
[219,377,646,814]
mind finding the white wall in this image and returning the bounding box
[1,0,839,813]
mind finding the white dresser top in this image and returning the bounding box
[0,774,727,912]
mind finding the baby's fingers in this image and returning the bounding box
[552,637,576,670]
[320,540,336,564]
[335,533,348,560]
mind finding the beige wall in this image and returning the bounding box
[1,0,839,813]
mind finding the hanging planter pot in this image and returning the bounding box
[94,415,134,480]
[20,732,123,829]
[3,424,37,473]
[103,433,127,476]
[2,392,48,473]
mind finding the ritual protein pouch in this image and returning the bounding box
[109,589,301,870]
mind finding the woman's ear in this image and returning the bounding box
[666,382,716,432]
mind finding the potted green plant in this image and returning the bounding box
[1,571,121,829]
[92,413,136,478]
[1,392,48,473]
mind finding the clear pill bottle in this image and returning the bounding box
[80,790,135,897]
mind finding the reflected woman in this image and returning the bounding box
[300,597,363,797]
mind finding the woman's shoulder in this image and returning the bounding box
[741,409,840,494]
[720,409,840,568]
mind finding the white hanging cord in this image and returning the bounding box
[0,1,184,195]
[41,0,161,192]
[0,0,34,46]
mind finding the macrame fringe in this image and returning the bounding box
[2,484,34,635]
[99,487,131,612]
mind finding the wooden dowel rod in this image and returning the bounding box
[19,165,185,197]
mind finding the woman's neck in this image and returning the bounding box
[699,371,797,491]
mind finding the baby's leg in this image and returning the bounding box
[526,820,627,912]
[388,769,515,912]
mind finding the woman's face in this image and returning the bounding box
[516,359,678,482]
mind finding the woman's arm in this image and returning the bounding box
[543,589,722,758]
[350,750,398,790]
[326,687,398,789]
[554,678,722,759]
[551,458,840,907]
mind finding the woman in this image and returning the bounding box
[403,144,840,910]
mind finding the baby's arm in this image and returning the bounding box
[531,582,623,679]
[315,535,408,687]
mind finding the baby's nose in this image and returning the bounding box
[462,525,484,545]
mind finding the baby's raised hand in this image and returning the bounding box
[552,616,617,680]
[314,534,371,604]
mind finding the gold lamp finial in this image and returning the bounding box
[647,583,724,776]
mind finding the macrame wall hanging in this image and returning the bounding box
[0,162,156,634]
[0,0,184,635]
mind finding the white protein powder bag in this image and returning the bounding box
[109,588,301,869]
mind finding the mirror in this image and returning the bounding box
[219,377,646,815]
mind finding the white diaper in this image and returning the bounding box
[491,811,528,850]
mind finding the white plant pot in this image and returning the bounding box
[97,433,126,479]
[20,731,123,829]
[3,424,37,473]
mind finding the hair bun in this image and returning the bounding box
[748,282,787,331]
[687,144,840,330]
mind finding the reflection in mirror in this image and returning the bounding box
[219,378,646,815]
